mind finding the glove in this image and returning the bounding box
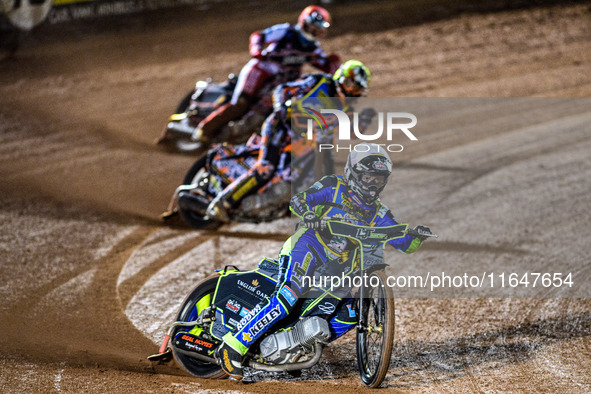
[273,100,291,121]
[191,127,204,142]
[412,225,432,241]
[327,53,342,74]
[358,108,377,132]
[249,32,264,59]
[360,107,376,122]
[302,211,322,230]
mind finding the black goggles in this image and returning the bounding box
[359,173,387,189]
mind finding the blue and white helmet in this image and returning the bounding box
[344,144,393,204]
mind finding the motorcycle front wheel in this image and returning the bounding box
[178,155,218,229]
[175,90,195,113]
[356,270,395,388]
[171,275,226,379]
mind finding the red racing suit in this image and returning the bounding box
[231,23,340,106]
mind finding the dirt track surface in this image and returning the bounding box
[1,1,591,392]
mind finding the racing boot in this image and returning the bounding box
[196,98,250,142]
[191,127,210,146]
[159,209,179,221]
[215,342,244,380]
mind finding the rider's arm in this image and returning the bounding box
[252,23,291,59]
[255,116,285,165]
[249,30,264,59]
[289,175,338,218]
[375,206,425,254]
[272,74,319,117]
[272,83,297,115]
[311,52,341,74]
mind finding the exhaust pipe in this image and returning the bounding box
[166,121,196,140]
[178,191,209,215]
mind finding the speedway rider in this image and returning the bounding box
[192,5,341,144]
[215,144,433,379]
[205,59,373,222]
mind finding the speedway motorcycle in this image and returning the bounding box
[155,51,340,153]
[156,74,272,153]
[148,221,437,388]
[164,116,334,228]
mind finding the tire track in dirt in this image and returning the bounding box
[430,121,591,209]
[383,299,591,390]
[116,229,212,309]
[119,224,289,346]
[116,225,294,310]
[388,101,591,217]
[0,225,157,369]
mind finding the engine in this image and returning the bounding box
[259,316,331,364]
[241,182,291,216]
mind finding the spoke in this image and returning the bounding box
[357,272,392,386]
[363,295,385,375]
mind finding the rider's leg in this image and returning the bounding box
[195,59,271,142]
[194,97,251,142]
[216,228,327,377]
[159,197,179,220]
[206,116,285,222]
[327,297,357,341]
[206,161,275,222]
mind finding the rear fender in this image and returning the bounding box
[169,113,188,121]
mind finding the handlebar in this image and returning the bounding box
[406,227,439,239]
[298,219,438,243]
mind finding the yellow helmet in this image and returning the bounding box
[333,60,371,97]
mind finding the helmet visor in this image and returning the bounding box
[359,173,388,190]
[342,78,368,97]
[303,23,327,39]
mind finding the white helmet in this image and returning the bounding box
[344,144,393,204]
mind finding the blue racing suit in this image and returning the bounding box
[222,174,424,355]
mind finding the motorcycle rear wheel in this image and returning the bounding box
[171,275,226,379]
[182,154,207,185]
[356,270,395,388]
